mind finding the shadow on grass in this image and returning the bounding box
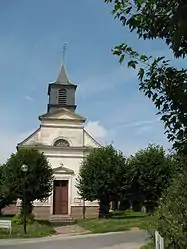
[0,214,15,218]
[110,215,147,220]
[109,211,148,220]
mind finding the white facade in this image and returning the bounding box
[18,108,100,216]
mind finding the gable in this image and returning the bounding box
[84,130,101,148]
[18,127,41,146]
[39,108,86,122]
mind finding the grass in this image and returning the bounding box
[140,243,155,249]
[77,210,152,234]
[0,215,56,239]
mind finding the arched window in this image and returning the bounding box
[54,139,70,147]
[58,88,67,105]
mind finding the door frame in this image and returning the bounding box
[51,175,72,216]
[53,180,69,215]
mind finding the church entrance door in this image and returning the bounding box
[53,180,68,215]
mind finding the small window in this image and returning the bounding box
[58,88,67,105]
[54,139,70,147]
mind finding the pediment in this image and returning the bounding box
[83,129,101,148]
[53,165,74,175]
[39,108,86,122]
[18,128,41,146]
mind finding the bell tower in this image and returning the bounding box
[47,64,77,113]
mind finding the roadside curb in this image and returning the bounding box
[0,230,147,246]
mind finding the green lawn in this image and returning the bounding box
[0,215,56,238]
[77,211,152,234]
[140,243,155,249]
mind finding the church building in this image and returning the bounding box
[17,63,101,219]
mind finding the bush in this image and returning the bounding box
[12,213,35,225]
[150,169,187,249]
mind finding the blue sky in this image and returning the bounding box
[0,0,185,162]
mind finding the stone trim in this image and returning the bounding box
[53,165,74,175]
[41,124,84,129]
[45,154,86,159]
[39,107,86,122]
[18,145,93,151]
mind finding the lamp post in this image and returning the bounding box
[21,164,28,235]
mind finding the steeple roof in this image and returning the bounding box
[56,64,69,84]
[47,61,77,113]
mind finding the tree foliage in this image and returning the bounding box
[77,145,126,218]
[126,144,173,211]
[151,167,187,249]
[105,0,187,57]
[4,148,54,215]
[0,164,17,212]
[104,0,187,154]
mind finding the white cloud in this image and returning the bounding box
[24,96,34,101]
[85,121,107,139]
[135,125,152,135]
[115,118,159,130]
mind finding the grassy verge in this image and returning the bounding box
[0,215,56,239]
[77,211,152,234]
[140,243,154,249]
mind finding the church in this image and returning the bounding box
[17,63,101,220]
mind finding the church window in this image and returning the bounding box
[54,139,70,147]
[58,88,67,105]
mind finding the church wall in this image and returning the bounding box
[39,126,84,147]
[47,157,82,204]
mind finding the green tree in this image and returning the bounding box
[104,0,187,154]
[77,145,126,218]
[151,167,187,249]
[0,165,15,213]
[126,144,173,212]
[4,148,54,218]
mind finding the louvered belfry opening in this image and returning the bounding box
[47,63,77,113]
[58,88,67,106]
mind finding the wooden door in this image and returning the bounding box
[53,180,68,215]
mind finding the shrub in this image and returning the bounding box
[150,169,187,249]
[12,213,35,225]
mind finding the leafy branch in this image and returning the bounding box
[105,0,187,154]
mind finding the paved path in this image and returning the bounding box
[54,224,89,234]
[0,231,148,249]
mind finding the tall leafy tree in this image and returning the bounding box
[104,0,187,154]
[126,144,173,211]
[4,148,54,217]
[77,145,126,218]
[0,164,17,213]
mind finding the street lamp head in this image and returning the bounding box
[21,164,28,172]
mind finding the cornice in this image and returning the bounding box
[17,144,93,151]
[41,124,84,129]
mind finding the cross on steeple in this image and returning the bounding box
[62,42,67,64]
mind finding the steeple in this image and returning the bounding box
[47,63,77,113]
[56,64,69,84]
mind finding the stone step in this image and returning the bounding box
[49,215,75,225]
